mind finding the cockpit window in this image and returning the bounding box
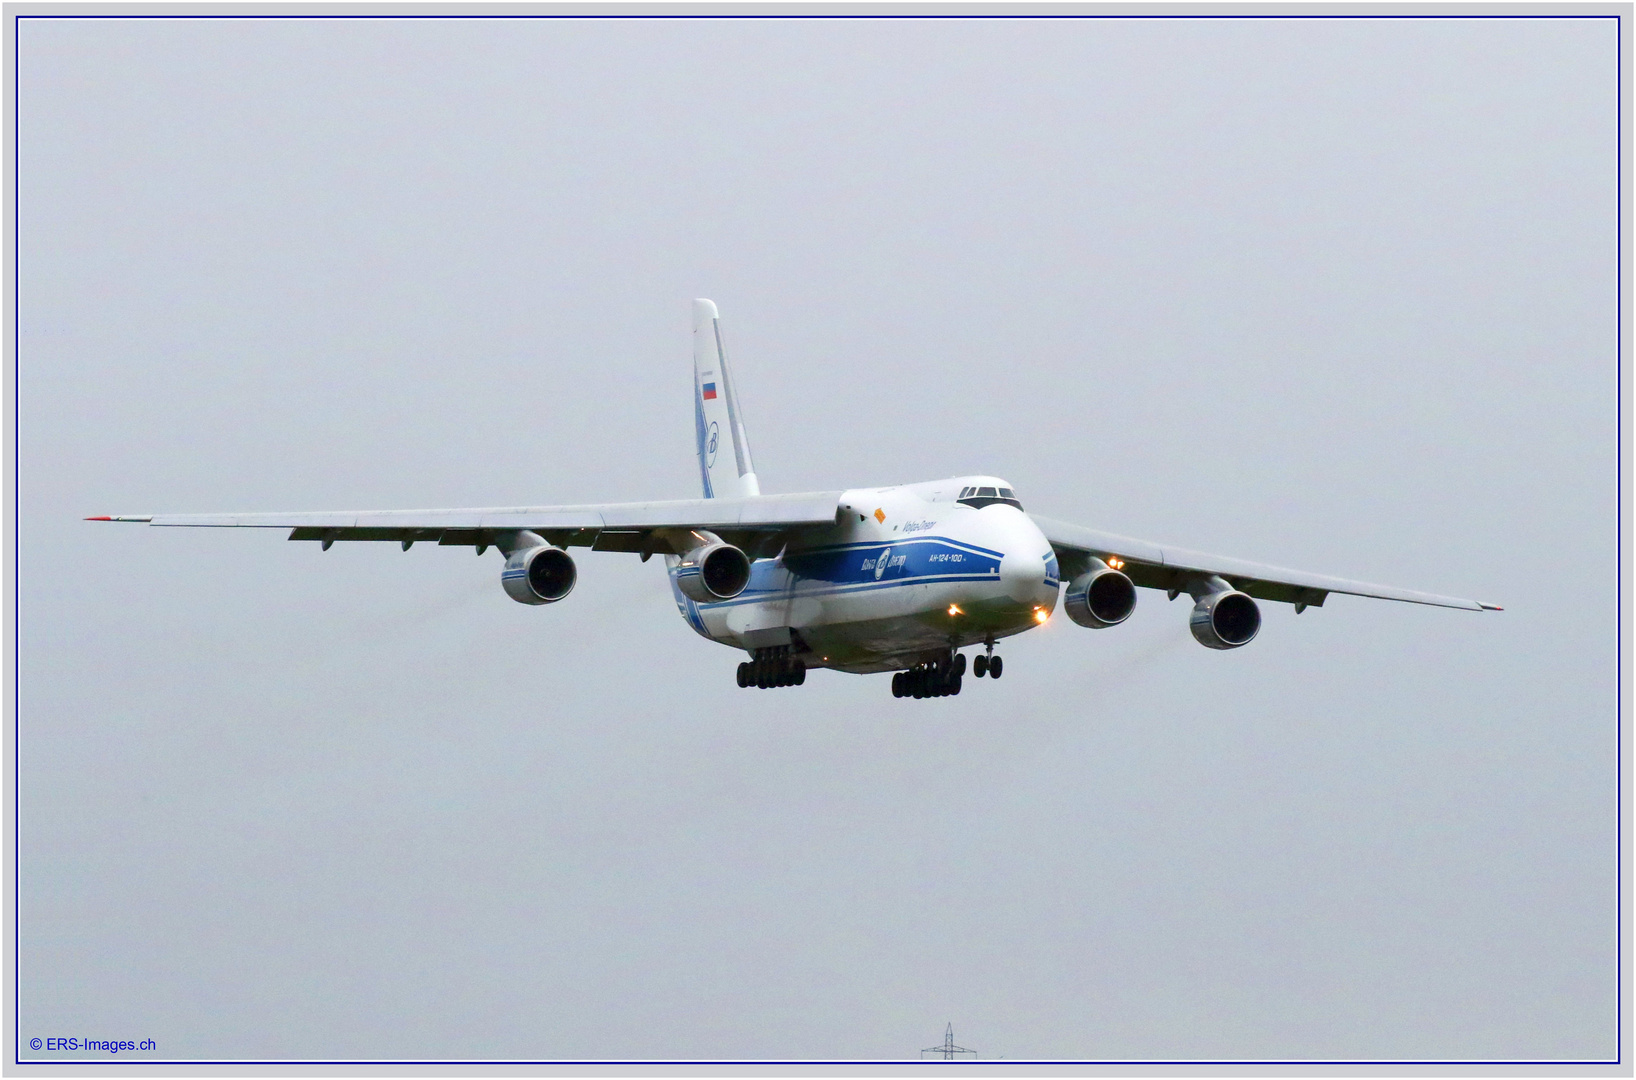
[958,485,1023,511]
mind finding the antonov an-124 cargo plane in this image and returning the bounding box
[93,300,1500,699]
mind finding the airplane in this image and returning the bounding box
[91,299,1500,699]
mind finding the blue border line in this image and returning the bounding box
[9,9,1624,1070]
[5,1058,1629,1068]
[7,13,1625,18]
[11,9,18,1072]
[1616,8,1624,1066]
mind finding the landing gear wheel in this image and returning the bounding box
[953,653,967,677]
[737,662,750,688]
[989,655,1003,679]
[895,661,971,699]
[973,654,988,678]
[794,661,806,686]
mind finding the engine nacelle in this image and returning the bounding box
[675,540,751,602]
[1189,588,1261,649]
[1064,564,1137,628]
[501,545,577,605]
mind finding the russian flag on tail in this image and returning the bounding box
[702,381,717,400]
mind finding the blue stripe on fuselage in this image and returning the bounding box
[696,571,1001,610]
[689,535,1005,610]
[665,563,711,636]
[791,536,1004,560]
[783,535,1002,586]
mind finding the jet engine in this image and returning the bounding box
[1189,586,1261,649]
[1064,561,1137,628]
[674,539,752,602]
[501,544,577,605]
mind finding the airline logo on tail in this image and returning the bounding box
[692,298,760,501]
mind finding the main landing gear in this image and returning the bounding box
[892,652,967,699]
[737,646,806,689]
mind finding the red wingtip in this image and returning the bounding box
[85,515,111,521]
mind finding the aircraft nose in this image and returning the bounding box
[999,539,1059,608]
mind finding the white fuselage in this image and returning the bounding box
[666,476,1061,673]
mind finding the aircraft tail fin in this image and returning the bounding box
[693,299,760,499]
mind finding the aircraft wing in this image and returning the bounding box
[90,491,846,557]
[1031,514,1499,612]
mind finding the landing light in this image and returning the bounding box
[1034,608,1049,624]
[948,604,963,616]
[1108,556,1125,569]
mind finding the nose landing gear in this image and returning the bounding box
[971,641,1003,679]
[737,646,806,689]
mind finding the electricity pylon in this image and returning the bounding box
[921,1023,976,1060]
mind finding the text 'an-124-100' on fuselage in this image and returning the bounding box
[91,299,1500,699]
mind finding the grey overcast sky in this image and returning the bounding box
[17,12,1619,1063]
